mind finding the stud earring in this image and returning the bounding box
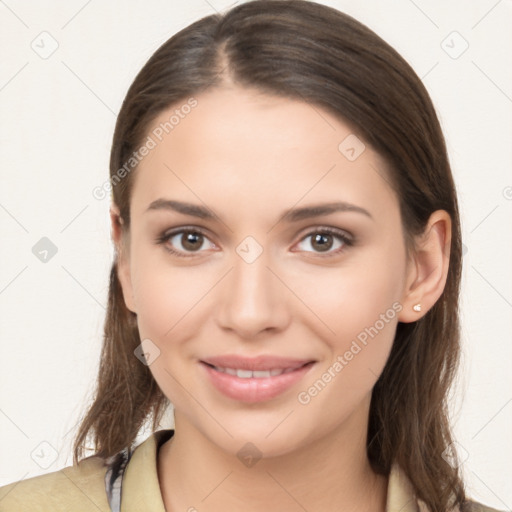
[413,303,422,312]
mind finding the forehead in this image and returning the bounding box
[130,86,398,224]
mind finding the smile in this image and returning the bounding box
[208,366,299,378]
[200,358,315,403]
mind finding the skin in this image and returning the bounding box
[111,85,451,512]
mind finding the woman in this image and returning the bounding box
[0,1,504,511]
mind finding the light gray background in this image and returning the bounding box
[0,0,511,509]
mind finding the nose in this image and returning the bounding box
[215,245,290,339]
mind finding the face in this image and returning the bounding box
[116,85,415,457]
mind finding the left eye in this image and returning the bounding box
[295,229,352,256]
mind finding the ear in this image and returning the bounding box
[110,204,137,313]
[398,210,452,323]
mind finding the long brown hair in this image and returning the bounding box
[73,1,465,510]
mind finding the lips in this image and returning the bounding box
[200,354,316,403]
[200,354,313,372]
[207,367,296,378]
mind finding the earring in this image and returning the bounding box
[413,303,422,312]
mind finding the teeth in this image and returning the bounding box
[212,366,288,378]
[236,369,253,378]
[253,370,271,378]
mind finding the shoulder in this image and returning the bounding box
[391,464,505,512]
[422,498,508,512]
[460,500,507,512]
[0,455,110,512]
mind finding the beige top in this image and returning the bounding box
[0,429,503,512]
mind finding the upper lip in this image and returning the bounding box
[200,355,315,371]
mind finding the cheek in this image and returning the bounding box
[292,244,404,394]
[297,284,400,418]
[130,245,213,339]
[129,255,204,403]
[292,252,404,348]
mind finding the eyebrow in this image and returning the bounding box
[145,199,373,222]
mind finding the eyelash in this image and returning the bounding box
[155,226,354,259]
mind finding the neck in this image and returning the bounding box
[157,398,388,512]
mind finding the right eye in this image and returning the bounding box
[156,227,216,258]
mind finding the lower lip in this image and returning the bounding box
[200,362,315,403]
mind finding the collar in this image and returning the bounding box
[118,429,423,512]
